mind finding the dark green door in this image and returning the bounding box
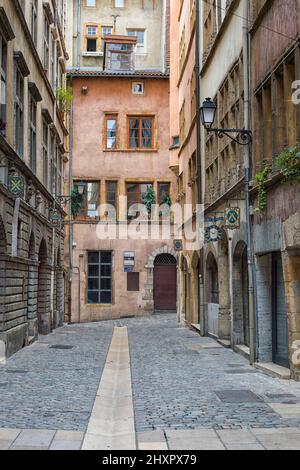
[272,253,289,368]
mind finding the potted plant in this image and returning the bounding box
[56,86,73,115]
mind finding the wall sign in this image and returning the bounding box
[124,252,135,272]
[8,175,25,197]
[50,210,61,227]
[174,240,183,251]
[225,207,240,229]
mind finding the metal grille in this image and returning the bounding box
[154,254,176,266]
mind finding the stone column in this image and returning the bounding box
[27,260,39,338]
[282,251,300,381]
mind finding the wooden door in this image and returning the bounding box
[154,254,177,311]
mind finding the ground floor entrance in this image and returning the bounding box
[272,253,289,368]
[154,254,177,311]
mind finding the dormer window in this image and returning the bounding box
[103,35,137,71]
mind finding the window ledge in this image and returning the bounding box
[82,51,104,57]
[103,148,158,153]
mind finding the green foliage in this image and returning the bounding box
[142,186,156,214]
[56,86,73,113]
[161,192,171,207]
[255,163,272,213]
[254,147,300,213]
[275,147,300,182]
[71,186,84,218]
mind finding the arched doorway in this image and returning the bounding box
[233,241,249,347]
[0,216,6,255]
[206,252,219,337]
[218,230,230,340]
[154,253,177,311]
[37,238,50,334]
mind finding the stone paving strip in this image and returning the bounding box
[82,327,136,450]
[0,428,84,450]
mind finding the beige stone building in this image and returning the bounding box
[0,0,68,357]
[169,0,200,329]
[65,0,177,322]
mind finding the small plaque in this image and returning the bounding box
[225,207,240,229]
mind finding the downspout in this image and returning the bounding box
[195,0,205,335]
[68,77,74,324]
[243,0,257,364]
[72,266,81,324]
[77,0,81,68]
[161,0,167,73]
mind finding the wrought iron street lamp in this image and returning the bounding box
[56,181,85,207]
[200,97,252,146]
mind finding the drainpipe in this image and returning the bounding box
[72,266,81,324]
[161,0,167,73]
[77,0,81,68]
[195,0,205,335]
[68,78,74,324]
[243,0,257,365]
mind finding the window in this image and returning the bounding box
[77,181,100,218]
[127,272,139,292]
[86,0,96,5]
[127,182,153,220]
[106,42,134,70]
[0,33,7,134]
[128,116,154,149]
[42,121,48,187]
[31,0,38,47]
[14,64,24,157]
[158,183,170,205]
[179,26,185,72]
[106,181,118,209]
[86,25,98,52]
[179,101,185,145]
[105,115,117,149]
[88,251,112,304]
[29,93,37,173]
[114,0,125,7]
[102,26,113,49]
[127,30,146,52]
[132,82,144,95]
[50,38,56,88]
[190,70,196,120]
[43,14,50,73]
[50,132,56,195]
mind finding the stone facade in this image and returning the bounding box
[0,0,68,358]
[65,1,176,322]
[251,0,300,380]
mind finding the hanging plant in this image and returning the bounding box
[162,192,171,207]
[56,86,73,113]
[71,186,84,218]
[142,186,156,215]
[275,147,300,182]
[254,163,272,213]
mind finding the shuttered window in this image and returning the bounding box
[127,272,139,292]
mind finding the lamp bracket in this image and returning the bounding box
[207,128,252,146]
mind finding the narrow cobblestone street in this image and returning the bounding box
[1,315,300,449]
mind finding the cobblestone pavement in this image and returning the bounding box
[0,322,114,431]
[125,314,300,432]
[2,313,300,448]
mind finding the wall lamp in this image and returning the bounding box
[200,97,252,146]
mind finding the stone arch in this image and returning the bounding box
[28,232,36,260]
[206,251,219,337]
[143,245,178,313]
[0,215,7,255]
[218,229,230,340]
[37,238,51,334]
[186,251,200,324]
[232,240,249,347]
